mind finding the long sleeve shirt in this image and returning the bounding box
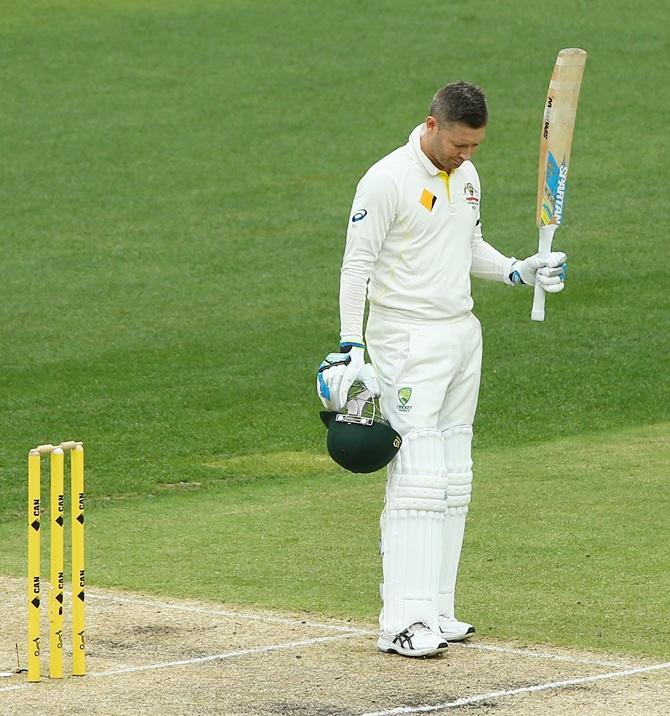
[340,124,514,344]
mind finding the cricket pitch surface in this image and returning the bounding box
[1,577,668,715]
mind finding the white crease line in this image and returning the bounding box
[360,661,670,716]
[90,633,359,677]
[85,590,639,669]
[0,634,359,692]
[85,590,372,635]
[454,641,634,668]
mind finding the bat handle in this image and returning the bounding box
[530,224,559,322]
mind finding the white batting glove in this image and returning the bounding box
[356,363,380,397]
[337,344,365,409]
[510,251,568,293]
[316,344,379,411]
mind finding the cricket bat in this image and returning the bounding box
[531,48,587,322]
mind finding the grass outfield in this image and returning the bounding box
[0,0,668,659]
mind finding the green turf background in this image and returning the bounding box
[1,0,668,658]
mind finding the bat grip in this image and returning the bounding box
[530,224,559,322]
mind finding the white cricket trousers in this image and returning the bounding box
[365,309,482,433]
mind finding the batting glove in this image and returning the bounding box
[317,343,379,411]
[510,251,568,293]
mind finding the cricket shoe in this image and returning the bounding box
[377,622,448,657]
[439,616,475,641]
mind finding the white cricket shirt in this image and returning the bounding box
[340,124,514,343]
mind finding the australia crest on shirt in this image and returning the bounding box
[464,182,479,210]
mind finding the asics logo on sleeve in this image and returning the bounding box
[351,209,368,222]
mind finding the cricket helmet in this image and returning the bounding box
[320,383,402,473]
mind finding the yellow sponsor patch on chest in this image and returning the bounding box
[419,188,437,211]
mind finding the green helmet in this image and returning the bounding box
[320,384,402,473]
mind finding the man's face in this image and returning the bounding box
[422,117,486,172]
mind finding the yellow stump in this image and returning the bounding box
[27,451,41,683]
[49,448,64,679]
[71,445,86,676]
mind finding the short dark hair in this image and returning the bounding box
[429,82,488,128]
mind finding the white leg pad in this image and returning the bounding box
[438,425,473,619]
[380,429,448,635]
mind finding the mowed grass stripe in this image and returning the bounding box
[1,1,669,514]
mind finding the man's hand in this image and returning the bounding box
[510,251,567,293]
[317,343,379,411]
